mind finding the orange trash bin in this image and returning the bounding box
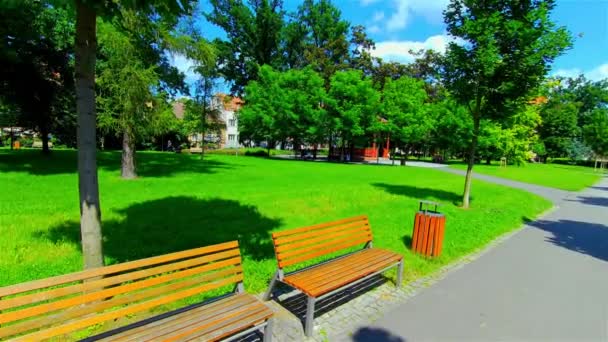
[411,200,446,257]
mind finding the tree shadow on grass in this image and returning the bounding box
[35,196,281,263]
[372,182,466,206]
[525,218,608,262]
[0,150,234,177]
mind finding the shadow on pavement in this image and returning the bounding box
[526,218,608,262]
[351,327,406,342]
[566,196,608,208]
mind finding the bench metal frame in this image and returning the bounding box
[264,243,403,337]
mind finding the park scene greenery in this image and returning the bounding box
[0,1,606,335]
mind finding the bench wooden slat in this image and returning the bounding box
[300,253,401,296]
[278,231,372,260]
[0,266,243,339]
[274,223,370,253]
[0,258,242,326]
[108,294,255,342]
[185,304,271,342]
[284,249,401,297]
[164,300,270,342]
[0,241,239,298]
[285,248,390,283]
[0,249,241,311]
[279,234,372,268]
[272,215,368,238]
[273,220,369,246]
[10,274,243,342]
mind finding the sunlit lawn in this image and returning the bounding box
[0,150,551,295]
[450,161,604,191]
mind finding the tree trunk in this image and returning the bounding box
[485,156,492,165]
[313,144,317,159]
[10,127,13,150]
[121,130,137,179]
[75,0,103,269]
[41,124,50,155]
[462,115,480,209]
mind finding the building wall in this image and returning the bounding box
[221,109,241,148]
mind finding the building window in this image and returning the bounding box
[228,134,236,142]
[229,118,236,127]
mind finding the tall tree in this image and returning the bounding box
[207,0,284,94]
[296,0,350,88]
[381,76,433,161]
[584,108,608,158]
[97,21,160,179]
[72,0,195,269]
[0,1,74,154]
[442,0,572,208]
[327,70,379,160]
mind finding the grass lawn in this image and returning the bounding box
[449,162,604,191]
[0,149,551,295]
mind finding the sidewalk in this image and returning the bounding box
[351,173,608,341]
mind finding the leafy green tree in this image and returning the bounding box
[97,21,162,179]
[371,59,409,90]
[583,109,608,158]
[239,65,327,155]
[381,76,433,162]
[431,99,472,159]
[207,0,284,94]
[295,0,350,88]
[442,0,572,208]
[279,67,328,155]
[327,70,379,160]
[239,65,284,149]
[0,1,74,154]
[349,25,375,76]
[539,99,579,157]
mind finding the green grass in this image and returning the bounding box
[449,161,604,191]
[0,149,551,295]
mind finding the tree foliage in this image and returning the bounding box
[442,0,572,207]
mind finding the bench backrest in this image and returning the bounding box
[0,241,243,341]
[271,215,372,269]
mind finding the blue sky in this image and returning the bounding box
[173,0,608,91]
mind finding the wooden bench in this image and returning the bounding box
[263,215,403,336]
[0,241,274,341]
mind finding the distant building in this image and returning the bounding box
[212,94,243,149]
[171,95,243,149]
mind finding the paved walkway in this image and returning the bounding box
[352,171,608,341]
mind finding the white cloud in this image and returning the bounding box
[372,11,385,22]
[587,63,608,81]
[361,0,381,6]
[386,0,449,32]
[170,53,198,85]
[553,62,608,81]
[368,25,381,34]
[371,34,457,63]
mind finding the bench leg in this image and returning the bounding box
[263,271,279,301]
[396,259,404,288]
[304,296,315,337]
[263,318,274,342]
